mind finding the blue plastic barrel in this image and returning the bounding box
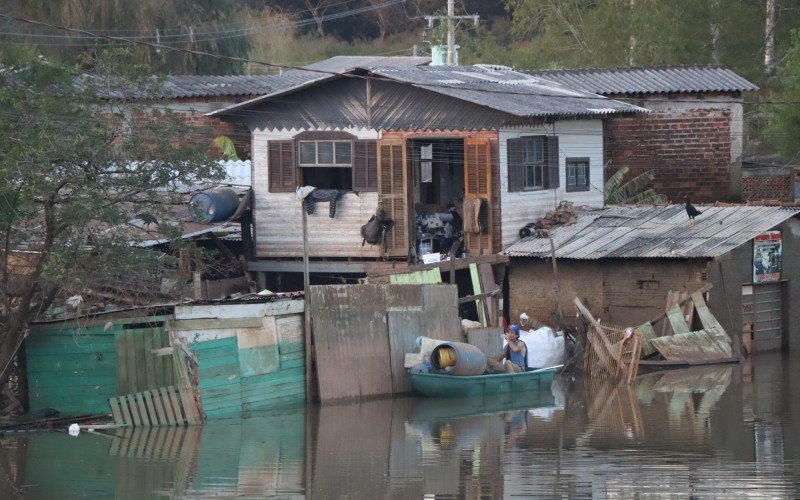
[189,187,239,223]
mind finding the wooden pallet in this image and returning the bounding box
[109,385,196,427]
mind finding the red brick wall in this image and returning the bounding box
[604,108,732,203]
[741,175,794,202]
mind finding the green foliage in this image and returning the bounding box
[0,47,223,347]
[604,166,668,205]
[0,0,250,74]
[766,28,800,162]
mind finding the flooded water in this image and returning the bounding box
[2,352,799,498]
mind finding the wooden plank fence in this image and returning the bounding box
[109,385,195,427]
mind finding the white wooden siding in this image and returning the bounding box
[253,127,382,258]
[499,120,605,248]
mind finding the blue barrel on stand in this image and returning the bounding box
[189,187,239,223]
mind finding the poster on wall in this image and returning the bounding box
[753,231,782,283]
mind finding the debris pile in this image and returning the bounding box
[518,200,579,239]
[573,285,735,384]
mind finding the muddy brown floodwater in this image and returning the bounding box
[1,352,798,498]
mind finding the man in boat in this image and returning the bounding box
[487,324,528,373]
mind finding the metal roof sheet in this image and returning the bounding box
[304,55,430,72]
[503,205,799,259]
[524,65,758,96]
[211,65,646,119]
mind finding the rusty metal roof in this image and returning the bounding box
[210,65,646,119]
[503,205,799,259]
[524,66,758,96]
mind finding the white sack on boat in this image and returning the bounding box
[503,327,565,369]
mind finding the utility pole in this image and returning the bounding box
[424,3,479,66]
[765,0,776,75]
[447,0,455,66]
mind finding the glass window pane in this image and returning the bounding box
[533,138,544,162]
[577,164,587,185]
[335,141,352,164]
[299,142,316,165]
[534,165,542,187]
[317,141,334,164]
[567,166,576,186]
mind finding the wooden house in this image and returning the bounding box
[209,65,645,284]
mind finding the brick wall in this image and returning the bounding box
[508,257,707,327]
[604,107,733,203]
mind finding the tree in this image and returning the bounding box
[0,47,223,386]
[766,28,800,162]
[0,0,251,74]
[604,166,667,205]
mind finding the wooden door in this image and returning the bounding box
[464,138,492,255]
[377,140,409,257]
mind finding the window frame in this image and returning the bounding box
[565,157,590,192]
[297,140,353,168]
[521,136,547,191]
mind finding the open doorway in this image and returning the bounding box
[408,138,466,259]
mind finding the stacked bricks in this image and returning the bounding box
[604,107,732,203]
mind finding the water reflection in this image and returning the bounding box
[2,354,800,498]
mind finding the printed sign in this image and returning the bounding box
[753,231,782,283]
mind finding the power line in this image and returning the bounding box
[0,0,401,42]
[3,11,784,106]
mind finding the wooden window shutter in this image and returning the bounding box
[464,138,493,256]
[377,141,408,256]
[268,140,295,193]
[546,135,560,190]
[352,140,378,192]
[506,138,523,192]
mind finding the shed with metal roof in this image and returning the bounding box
[502,205,800,354]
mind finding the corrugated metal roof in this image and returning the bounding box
[211,65,646,119]
[367,66,645,118]
[524,66,758,96]
[503,205,799,259]
[304,55,430,72]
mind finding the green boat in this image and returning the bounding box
[409,365,561,398]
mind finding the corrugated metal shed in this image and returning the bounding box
[210,65,646,120]
[503,205,799,259]
[524,66,759,96]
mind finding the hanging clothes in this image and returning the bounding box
[463,198,483,233]
[303,189,348,218]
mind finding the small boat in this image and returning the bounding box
[409,365,562,398]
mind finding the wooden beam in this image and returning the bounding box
[574,297,626,380]
[247,260,395,274]
[208,232,238,264]
[458,289,501,304]
[367,254,509,278]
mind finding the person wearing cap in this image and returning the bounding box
[487,324,527,373]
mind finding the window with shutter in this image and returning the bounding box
[377,141,408,256]
[506,135,560,191]
[352,140,378,191]
[268,140,295,193]
[547,135,560,190]
[465,138,492,255]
